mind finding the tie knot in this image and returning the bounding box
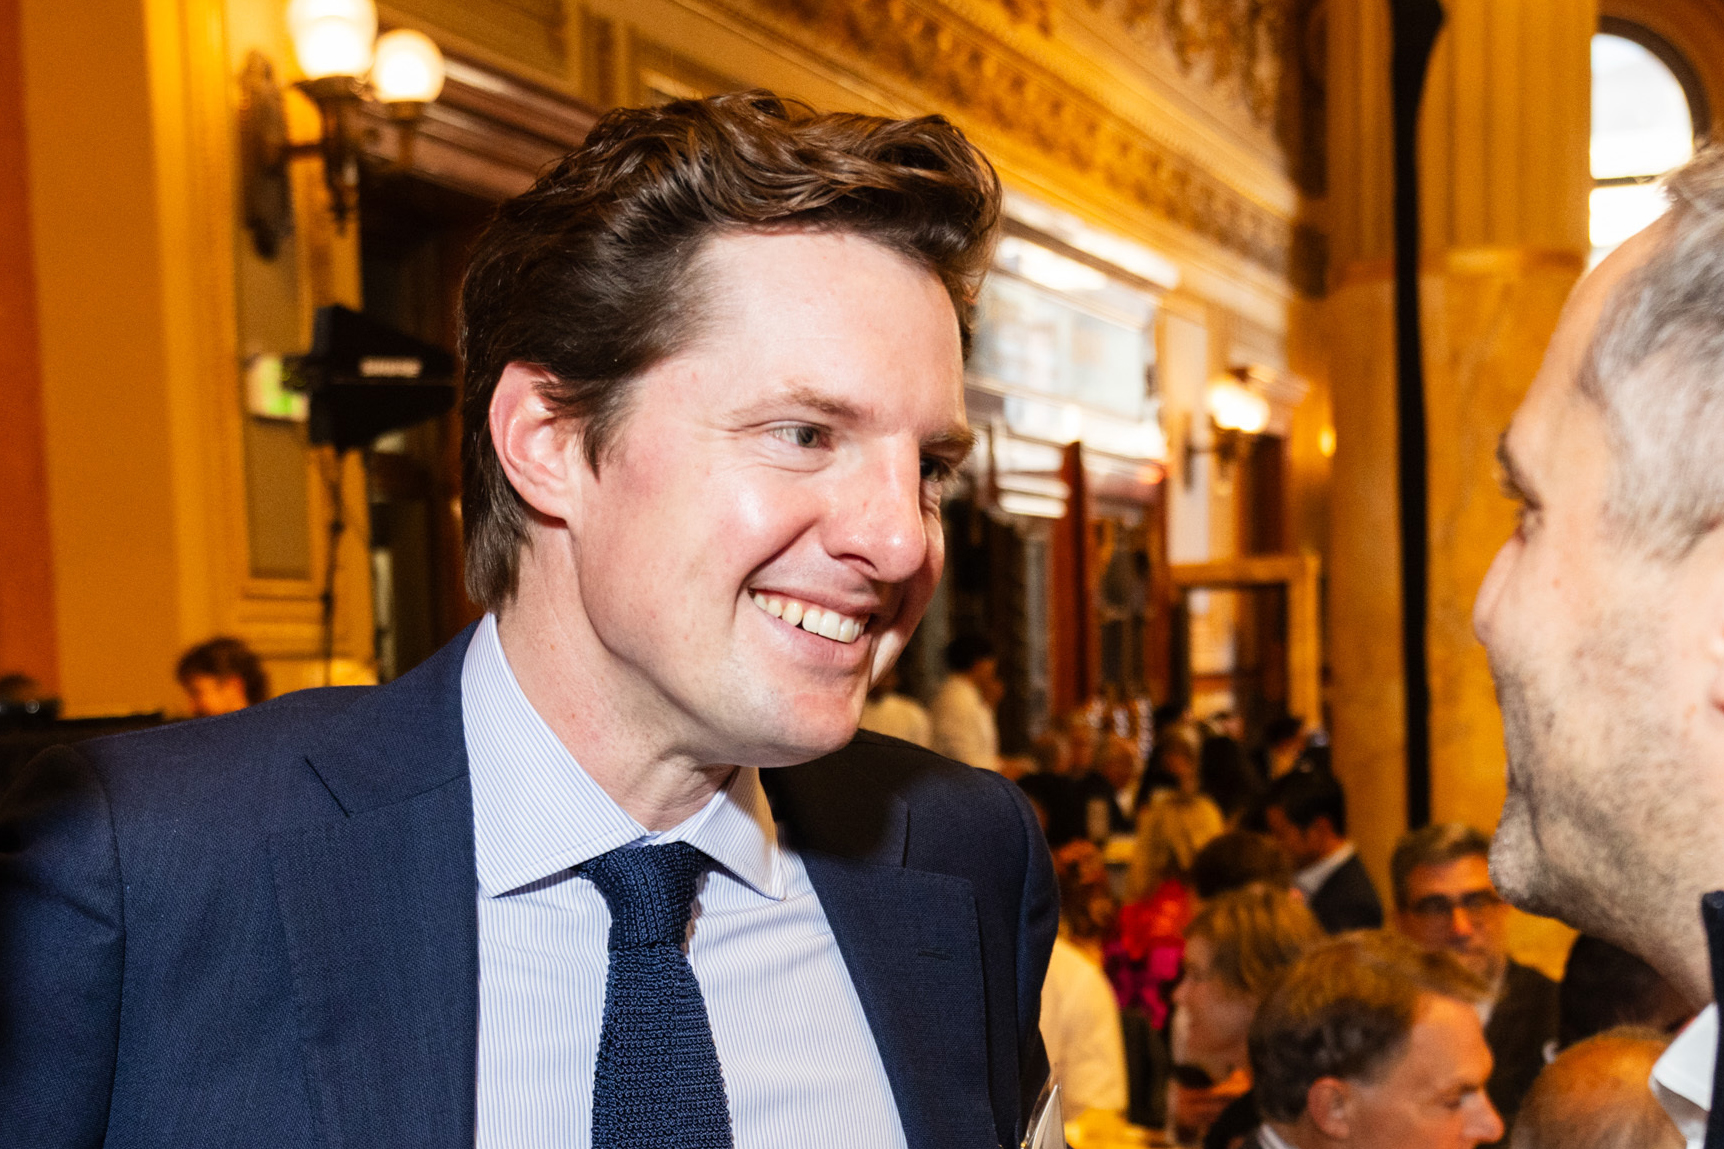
[579,841,712,950]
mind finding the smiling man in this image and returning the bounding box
[1,93,1056,1149]
[1472,144,1724,1148]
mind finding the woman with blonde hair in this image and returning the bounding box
[1171,884,1325,1149]
[1129,790,1225,900]
[1105,791,1225,1027]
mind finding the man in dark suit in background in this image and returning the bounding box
[1390,824,1558,1135]
[1263,768,1384,934]
[1,92,1055,1149]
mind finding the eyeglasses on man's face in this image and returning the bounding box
[1406,890,1505,920]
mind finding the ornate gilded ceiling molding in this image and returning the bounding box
[1078,0,1291,128]
[730,0,1296,278]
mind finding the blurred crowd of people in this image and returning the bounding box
[878,647,1700,1149]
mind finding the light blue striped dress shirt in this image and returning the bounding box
[464,615,908,1149]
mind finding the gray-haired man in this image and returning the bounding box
[1474,146,1724,1148]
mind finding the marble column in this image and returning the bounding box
[1324,0,1594,907]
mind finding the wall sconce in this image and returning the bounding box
[1184,370,1271,488]
[239,0,445,257]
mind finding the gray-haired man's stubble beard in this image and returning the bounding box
[1487,607,1708,972]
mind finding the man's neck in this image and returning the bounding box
[1484,954,1509,999]
[496,595,735,831]
[1298,838,1350,874]
[1310,834,1348,866]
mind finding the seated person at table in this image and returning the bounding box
[1137,721,1201,808]
[1250,931,1503,1149]
[1509,1028,1681,1149]
[1192,831,1294,899]
[929,633,1002,771]
[1107,790,1224,1026]
[1171,883,1326,1149]
[1043,841,1128,1118]
[856,665,931,748]
[175,636,268,718]
[1200,727,1263,825]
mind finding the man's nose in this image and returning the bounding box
[829,442,932,582]
[1449,905,1476,939]
[1473,542,1512,646]
[1468,1095,1505,1144]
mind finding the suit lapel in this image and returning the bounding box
[767,768,1000,1149]
[802,848,998,1149]
[270,629,479,1149]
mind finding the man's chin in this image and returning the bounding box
[1490,792,1563,920]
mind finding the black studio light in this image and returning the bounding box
[287,304,455,452]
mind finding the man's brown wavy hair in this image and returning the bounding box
[457,90,1002,608]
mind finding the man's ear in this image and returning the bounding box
[489,362,584,525]
[1307,1077,1352,1140]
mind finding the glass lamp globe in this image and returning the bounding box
[286,0,378,80]
[1206,377,1271,435]
[371,29,446,106]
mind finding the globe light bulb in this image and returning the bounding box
[286,0,377,80]
[371,28,445,105]
[1207,377,1271,435]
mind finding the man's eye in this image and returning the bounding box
[921,455,956,483]
[771,425,825,449]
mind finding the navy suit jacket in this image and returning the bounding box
[1306,853,1385,935]
[1,629,1057,1149]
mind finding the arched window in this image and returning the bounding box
[1590,23,1706,263]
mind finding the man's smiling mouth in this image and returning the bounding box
[750,592,868,644]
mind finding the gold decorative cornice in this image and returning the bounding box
[723,0,1299,279]
[1077,0,1293,128]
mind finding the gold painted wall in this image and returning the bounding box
[15,0,377,717]
[20,0,187,715]
[0,0,58,694]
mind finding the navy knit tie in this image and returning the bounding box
[578,842,733,1149]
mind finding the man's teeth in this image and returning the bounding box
[751,593,864,644]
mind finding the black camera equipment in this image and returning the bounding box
[285,305,457,678]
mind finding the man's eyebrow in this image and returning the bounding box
[773,385,864,421]
[742,383,977,456]
[1495,430,1535,502]
[925,426,977,458]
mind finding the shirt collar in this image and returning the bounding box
[462,613,782,901]
[1653,1003,1716,1146]
[1257,1124,1300,1149]
[1293,840,1356,899]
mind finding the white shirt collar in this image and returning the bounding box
[1653,1003,1716,1148]
[462,613,782,902]
[1257,1124,1301,1149]
[1293,841,1356,899]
